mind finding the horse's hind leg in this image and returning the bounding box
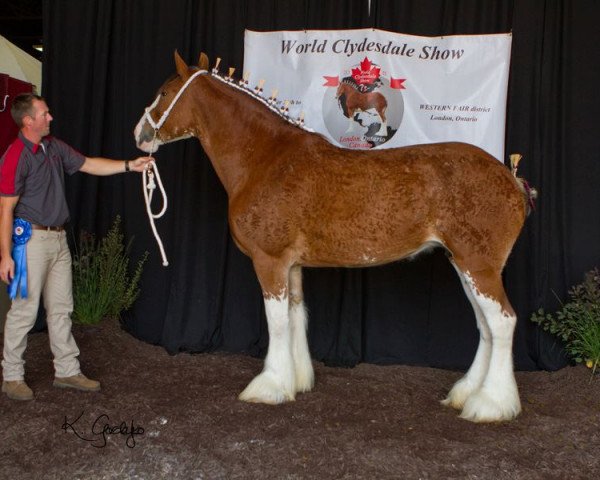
[376,105,388,136]
[442,260,492,410]
[451,263,521,422]
[239,256,296,404]
[289,266,314,393]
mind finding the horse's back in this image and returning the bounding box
[297,140,520,210]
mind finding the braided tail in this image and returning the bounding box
[510,153,538,215]
[515,177,538,216]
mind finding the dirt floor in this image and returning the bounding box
[0,318,599,480]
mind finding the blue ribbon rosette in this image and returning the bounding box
[8,218,32,300]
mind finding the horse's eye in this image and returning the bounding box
[161,91,168,97]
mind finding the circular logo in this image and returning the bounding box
[12,218,32,245]
[322,60,404,149]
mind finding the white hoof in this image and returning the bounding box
[459,388,521,423]
[294,361,314,393]
[441,377,480,410]
[238,371,295,405]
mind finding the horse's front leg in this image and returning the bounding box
[345,108,357,133]
[289,266,314,393]
[239,257,296,404]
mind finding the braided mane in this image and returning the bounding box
[209,68,312,132]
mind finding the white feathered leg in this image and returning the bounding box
[290,301,314,392]
[459,272,521,422]
[239,293,296,404]
[289,266,314,393]
[442,264,492,410]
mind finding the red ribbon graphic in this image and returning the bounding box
[390,78,406,89]
[323,76,340,87]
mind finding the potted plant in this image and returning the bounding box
[531,268,600,379]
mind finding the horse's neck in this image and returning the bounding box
[193,77,287,196]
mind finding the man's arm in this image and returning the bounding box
[79,156,152,176]
[0,195,20,284]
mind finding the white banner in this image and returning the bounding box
[243,29,511,160]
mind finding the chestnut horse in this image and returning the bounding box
[336,81,388,136]
[134,52,535,422]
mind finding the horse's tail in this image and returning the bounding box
[515,177,538,216]
[509,154,537,216]
[515,177,538,215]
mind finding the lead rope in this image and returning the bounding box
[140,69,207,267]
[143,130,169,266]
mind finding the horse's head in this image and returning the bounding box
[134,51,209,153]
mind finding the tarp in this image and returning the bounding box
[244,29,511,160]
[0,36,40,155]
[0,74,33,155]
[0,34,41,94]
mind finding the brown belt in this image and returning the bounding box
[31,224,64,232]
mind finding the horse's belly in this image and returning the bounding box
[299,230,441,268]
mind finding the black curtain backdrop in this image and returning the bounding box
[41,0,600,371]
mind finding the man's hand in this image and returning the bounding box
[128,156,153,172]
[0,195,19,284]
[0,255,14,285]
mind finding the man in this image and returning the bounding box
[0,93,151,401]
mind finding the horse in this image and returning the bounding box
[336,81,388,136]
[134,51,536,423]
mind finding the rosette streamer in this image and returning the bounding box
[8,218,32,299]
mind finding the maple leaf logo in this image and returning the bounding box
[351,57,381,86]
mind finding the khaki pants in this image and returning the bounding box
[2,230,81,381]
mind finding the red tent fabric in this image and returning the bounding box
[0,73,33,156]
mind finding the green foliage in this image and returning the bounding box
[531,268,600,378]
[72,216,148,325]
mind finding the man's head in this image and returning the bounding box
[11,93,53,140]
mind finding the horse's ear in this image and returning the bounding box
[198,52,209,71]
[174,50,190,79]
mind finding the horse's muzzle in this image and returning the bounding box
[134,117,160,153]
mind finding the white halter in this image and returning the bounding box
[143,68,208,131]
[141,68,207,267]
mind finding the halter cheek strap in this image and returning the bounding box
[143,69,208,131]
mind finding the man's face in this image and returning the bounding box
[25,99,53,137]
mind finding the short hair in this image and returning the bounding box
[11,93,45,128]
